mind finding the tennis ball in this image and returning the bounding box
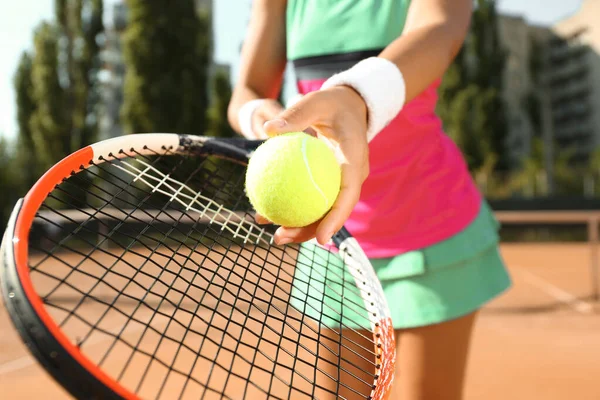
[245,132,341,227]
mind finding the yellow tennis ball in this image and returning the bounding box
[245,132,341,227]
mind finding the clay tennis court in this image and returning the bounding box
[2,240,600,399]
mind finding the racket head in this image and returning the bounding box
[0,133,395,400]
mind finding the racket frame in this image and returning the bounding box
[0,133,395,400]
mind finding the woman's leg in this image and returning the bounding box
[312,327,379,400]
[390,311,478,400]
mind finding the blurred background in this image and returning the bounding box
[1,0,599,399]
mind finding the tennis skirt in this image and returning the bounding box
[292,201,512,329]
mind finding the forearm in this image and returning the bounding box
[228,82,283,133]
[379,21,469,103]
[227,0,287,133]
[319,0,472,141]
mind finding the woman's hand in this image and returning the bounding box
[242,99,285,140]
[262,86,369,246]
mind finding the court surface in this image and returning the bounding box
[1,242,600,399]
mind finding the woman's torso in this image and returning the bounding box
[286,0,482,257]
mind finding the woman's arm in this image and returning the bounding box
[263,0,473,245]
[380,0,472,103]
[227,0,288,136]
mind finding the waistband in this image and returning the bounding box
[292,49,383,81]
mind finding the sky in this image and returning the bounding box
[0,0,585,140]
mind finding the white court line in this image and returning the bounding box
[0,310,162,376]
[0,329,117,376]
[0,356,36,375]
[514,266,594,314]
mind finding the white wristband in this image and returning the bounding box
[320,57,406,142]
[238,99,266,138]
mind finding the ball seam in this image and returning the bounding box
[301,136,329,210]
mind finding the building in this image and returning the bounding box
[97,1,127,140]
[497,15,537,166]
[548,0,600,162]
[497,1,600,167]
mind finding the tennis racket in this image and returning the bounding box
[0,133,395,400]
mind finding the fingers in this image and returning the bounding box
[263,93,325,137]
[250,89,369,247]
[272,163,364,246]
[274,222,320,245]
[313,130,368,244]
[254,213,271,225]
[261,99,285,119]
[315,163,363,245]
[252,100,284,139]
[253,212,318,246]
[272,138,367,246]
[255,212,320,246]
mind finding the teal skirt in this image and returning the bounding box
[292,201,512,329]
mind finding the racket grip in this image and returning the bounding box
[331,227,352,247]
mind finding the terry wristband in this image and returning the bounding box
[238,98,266,138]
[320,57,406,142]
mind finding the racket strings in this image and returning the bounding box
[35,197,366,346]
[35,197,371,359]
[110,154,271,247]
[41,154,370,362]
[133,154,279,398]
[26,146,378,399]
[36,147,369,314]
[37,177,371,338]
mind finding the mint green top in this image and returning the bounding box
[286,0,411,60]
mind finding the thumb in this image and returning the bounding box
[263,94,321,137]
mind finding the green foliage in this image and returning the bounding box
[0,138,23,232]
[122,0,210,135]
[480,137,583,199]
[14,53,36,149]
[54,0,104,151]
[18,0,104,173]
[437,0,509,173]
[443,83,504,172]
[14,52,40,187]
[2,0,105,230]
[77,0,105,148]
[29,21,70,169]
[206,69,235,138]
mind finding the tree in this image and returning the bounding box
[206,69,235,138]
[121,0,210,135]
[55,0,104,152]
[443,84,498,172]
[29,21,70,169]
[437,0,509,173]
[79,0,105,148]
[14,52,40,188]
[0,138,22,235]
[6,0,105,221]
[15,0,104,175]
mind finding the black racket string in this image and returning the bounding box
[33,150,371,335]
[25,144,378,398]
[33,148,373,334]
[30,145,378,396]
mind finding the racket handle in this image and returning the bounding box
[331,227,352,247]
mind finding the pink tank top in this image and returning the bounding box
[297,78,483,258]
